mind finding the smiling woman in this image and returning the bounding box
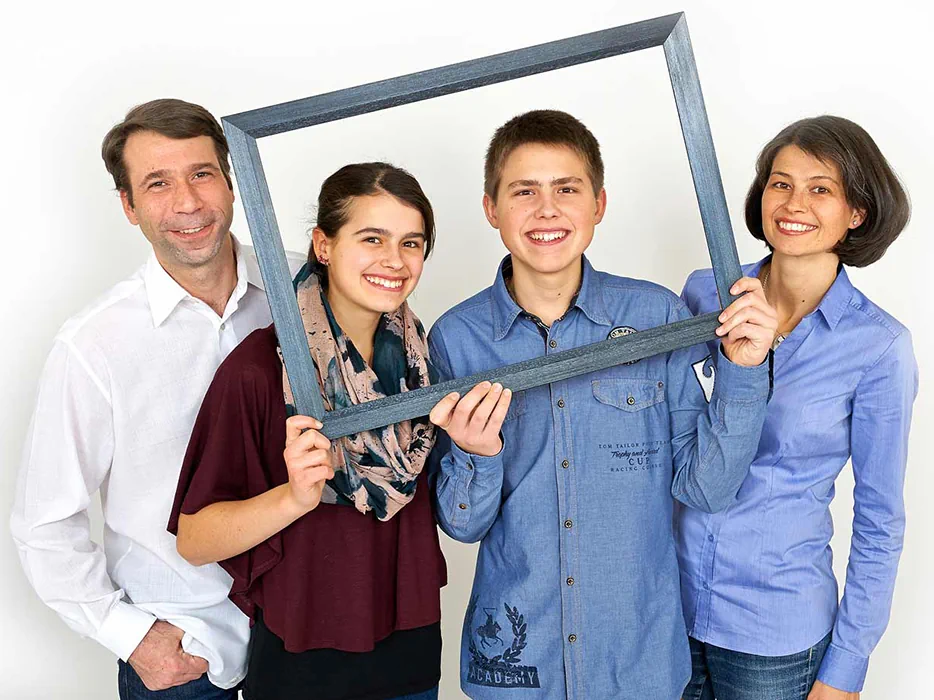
[169,161,447,700]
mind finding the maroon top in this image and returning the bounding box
[168,326,447,654]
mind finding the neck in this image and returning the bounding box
[763,251,839,334]
[509,257,582,327]
[158,234,238,317]
[326,288,381,365]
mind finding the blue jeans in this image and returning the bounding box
[682,633,832,700]
[118,660,237,700]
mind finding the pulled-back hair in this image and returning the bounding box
[745,115,910,267]
[311,162,436,276]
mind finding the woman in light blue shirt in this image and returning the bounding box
[678,116,917,700]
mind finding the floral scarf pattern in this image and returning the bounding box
[281,265,435,521]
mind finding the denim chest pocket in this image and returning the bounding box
[592,378,666,412]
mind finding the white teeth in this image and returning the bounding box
[178,226,205,234]
[364,275,403,289]
[778,221,816,232]
[529,231,567,242]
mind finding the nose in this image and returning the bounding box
[783,187,808,214]
[535,191,560,219]
[381,243,404,270]
[172,180,202,215]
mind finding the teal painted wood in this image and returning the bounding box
[663,15,742,307]
[320,312,720,440]
[223,11,740,437]
[224,123,326,420]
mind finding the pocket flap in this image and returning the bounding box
[592,378,665,412]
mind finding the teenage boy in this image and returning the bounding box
[428,110,776,699]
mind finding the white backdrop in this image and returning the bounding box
[1,1,930,697]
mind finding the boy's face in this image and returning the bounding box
[483,143,606,279]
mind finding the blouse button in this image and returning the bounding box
[557,399,565,408]
[627,396,636,406]
[458,503,468,510]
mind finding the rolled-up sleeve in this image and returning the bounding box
[817,330,918,692]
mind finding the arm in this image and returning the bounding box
[814,331,918,694]
[670,278,774,512]
[10,340,156,661]
[176,416,334,567]
[427,328,510,543]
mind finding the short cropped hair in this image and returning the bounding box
[745,115,910,268]
[484,110,604,199]
[101,98,233,208]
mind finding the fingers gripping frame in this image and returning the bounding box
[223,12,741,440]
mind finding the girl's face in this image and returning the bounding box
[760,145,864,261]
[313,193,427,320]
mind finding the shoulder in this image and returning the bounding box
[54,265,148,355]
[845,286,910,341]
[595,270,687,321]
[214,326,282,392]
[429,285,495,337]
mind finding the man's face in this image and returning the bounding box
[483,143,606,279]
[120,131,234,270]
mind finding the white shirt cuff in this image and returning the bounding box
[94,600,157,662]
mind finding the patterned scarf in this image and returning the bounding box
[281,265,436,521]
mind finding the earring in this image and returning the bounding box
[317,255,329,266]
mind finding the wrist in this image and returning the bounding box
[277,484,313,521]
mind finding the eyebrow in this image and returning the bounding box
[139,162,220,187]
[506,176,585,189]
[353,227,426,238]
[770,171,840,185]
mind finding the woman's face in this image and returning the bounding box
[313,193,427,320]
[760,145,864,260]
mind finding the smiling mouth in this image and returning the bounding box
[168,223,212,236]
[526,229,569,245]
[364,275,405,291]
[776,220,817,234]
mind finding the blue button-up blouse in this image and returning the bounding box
[676,258,918,693]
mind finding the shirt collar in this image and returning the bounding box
[145,235,258,327]
[491,254,612,341]
[752,255,853,331]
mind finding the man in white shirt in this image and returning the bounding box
[11,98,295,698]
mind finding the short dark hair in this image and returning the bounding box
[484,110,604,199]
[745,115,910,268]
[101,98,232,208]
[311,162,436,276]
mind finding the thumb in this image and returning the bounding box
[182,652,209,673]
[429,392,459,428]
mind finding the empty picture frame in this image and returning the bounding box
[223,11,742,440]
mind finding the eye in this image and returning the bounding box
[770,181,791,190]
[403,239,424,249]
[364,236,381,244]
[514,189,534,197]
[148,181,167,190]
[193,171,212,180]
[812,186,830,195]
[558,186,578,194]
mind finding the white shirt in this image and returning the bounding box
[11,238,303,689]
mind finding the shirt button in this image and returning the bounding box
[627,396,635,405]
[568,634,577,643]
[219,323,226,331]
[458,503,468,510]
[557,399,565,408]
[703,581,710,590]
[549,339,558,349]
[708,534,714,542]
[567,577,575,586]
[658,381,664,388]
[561,460,570,469]
[564,519,573,529]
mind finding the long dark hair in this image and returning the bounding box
[310,162,436,278]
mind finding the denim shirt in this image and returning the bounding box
[428,256,770,699]
[677,259,918,693]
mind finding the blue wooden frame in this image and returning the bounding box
[223,11,741,440]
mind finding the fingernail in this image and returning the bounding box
[493,383,502,392]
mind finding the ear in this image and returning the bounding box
[311,227,330,261]
[482,192,500,229]
[849,207,867,229]
[593,188,607,226]
[119,189,139,226]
